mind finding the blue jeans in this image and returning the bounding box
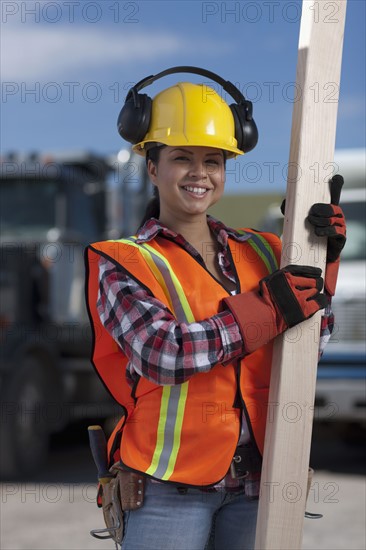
[121,479,258,550]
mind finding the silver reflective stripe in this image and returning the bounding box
[238,230,278,274]
[152,392,183,479]
[120,237,191,480]
[125,238,188,322]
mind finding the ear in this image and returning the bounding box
[147,159,158,184]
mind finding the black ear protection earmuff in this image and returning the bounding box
[117,66,258,153]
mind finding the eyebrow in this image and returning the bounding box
[170,148,222,157]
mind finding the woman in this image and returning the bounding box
[86,71,346,550]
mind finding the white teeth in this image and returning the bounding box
[183,186,207,195]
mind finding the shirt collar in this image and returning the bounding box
[135,215,252,247]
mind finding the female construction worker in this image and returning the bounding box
[85,68,346,550]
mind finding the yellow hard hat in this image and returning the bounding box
[132,82,243,158]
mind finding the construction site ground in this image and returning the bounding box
[1,424,365,550]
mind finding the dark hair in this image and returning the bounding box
[137,144,227,230]
[145,144,164,167]
[137,145,163,229]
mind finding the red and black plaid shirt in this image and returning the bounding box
[97,216,333,388]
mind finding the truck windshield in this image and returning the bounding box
[0,178,57,235]
[340,202,366,261]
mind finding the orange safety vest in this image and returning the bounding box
[85,229,281,487]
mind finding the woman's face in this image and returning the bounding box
[147,146,226,223]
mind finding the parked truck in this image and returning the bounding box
[0,150,151,478]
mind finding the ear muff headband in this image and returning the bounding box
[117,66,258,153]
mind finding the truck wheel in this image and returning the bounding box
[0,356,50,479]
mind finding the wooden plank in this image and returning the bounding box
[255,2,347,549]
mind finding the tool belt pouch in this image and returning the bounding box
[109,463,146,511]
[100,473,124,545]
[92,464,146,545]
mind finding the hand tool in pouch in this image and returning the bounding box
[88,425,123,547]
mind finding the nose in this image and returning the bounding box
[187,160,207,180]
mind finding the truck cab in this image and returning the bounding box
[0,150,150,478]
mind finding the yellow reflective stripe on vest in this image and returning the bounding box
[165,382,189,478]
[237,230,278,274]
[247,237,275,274]
[111,233,277,480]
[112,237,192,480]
[117,238,195,323]
[113,238,175,314]
[146,385,171,477]
[146,382,189,480]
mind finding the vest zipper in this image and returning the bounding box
[226,244,241,294]
[108,408,127,468]
[235,361,263,466]
[233,361,243,444]
[131,374,141,405]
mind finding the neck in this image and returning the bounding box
[159,212,212,246]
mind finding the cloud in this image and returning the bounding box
[1,25,180,80]
[1,23,231,81]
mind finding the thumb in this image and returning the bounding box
[330,175,344,206]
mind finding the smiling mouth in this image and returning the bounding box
[182,186,210,196]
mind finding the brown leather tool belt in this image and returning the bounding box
[90,464,146,545]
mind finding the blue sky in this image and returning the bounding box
[1,0,365,193]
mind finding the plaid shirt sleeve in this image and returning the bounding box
[97,257,244,386]
[319,294,334,360]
